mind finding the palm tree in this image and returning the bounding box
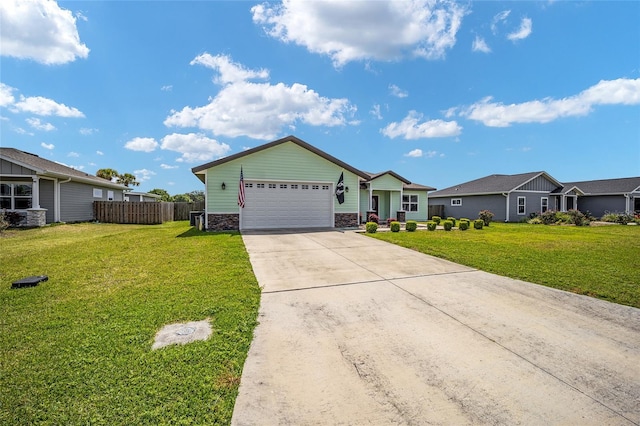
[96,168,119,182]
[116,173,140,187]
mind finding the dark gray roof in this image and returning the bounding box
[1,147,126,189]
[430,171,547,197]
[558,177,640,195]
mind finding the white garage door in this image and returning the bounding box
[241,181,333,229]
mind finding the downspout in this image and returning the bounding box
[624,193,630,214]
[503,193,509,222]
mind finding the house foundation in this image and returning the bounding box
[334,213,359,228]
[207,213,239,231]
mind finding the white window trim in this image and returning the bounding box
[451,198,462,206]
[541,197,548,213]
[93,188,103,198]
[0,182,34,210]
[402,194,419,212]
[517,196,526,215]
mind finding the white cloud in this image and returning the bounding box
[252,0,467,67]
[96,150,104,155]
[472,36,491,53]
[389,84,408,98]
[0,83,16,107]
[80,127,97,135]
[14,127,33,136]
[26,117,56,131]
[68,151,79,158]
[0,0,89,65]
[160,133,231,163]
[165,54,356,140]
[405,149,423,158]
[191,53,269,85]
[161,85,173,92]
[382,111,462,139]
[133,168,156,182]
[124,137,159,152]
[370,104,383,120]
[41,142,54,150]
[507,17,532,41]
[160,163,179,170]
[12,95,84,117]
[491,10,510,34]
[461,78,640,127]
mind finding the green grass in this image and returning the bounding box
[0,222,261,425]
[370,222,640,308]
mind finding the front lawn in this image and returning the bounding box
[0,222,260,425]
[370,223,640,308]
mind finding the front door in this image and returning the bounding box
[372,195,379,217]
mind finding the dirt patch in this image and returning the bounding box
[152,318,212,350]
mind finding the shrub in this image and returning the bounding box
[405,220,417,232]
[368,213,379,224]
[443,220,453,231]
[426,221,437,231]
[458,220,469,231]
[601,211,634,225]
[460,218,470,223]
[365,222,378,233]
[539,210,559,225]
[386,217,397,227]
[2,211,23,227]
[478,210,494,226]
[446,217,457,227]
[0,212,8,233]
[528,217,543,225]
[567,209,589,226]
[431,216,441,225]
[390,221,401,232]
[473,219,484,230]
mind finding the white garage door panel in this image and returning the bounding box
[241,182,333,229]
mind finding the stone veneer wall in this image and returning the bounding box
[207,213,239,231]
[27,208,47,227]
[334,213,359,228]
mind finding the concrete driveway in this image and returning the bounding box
[232,230,640,425]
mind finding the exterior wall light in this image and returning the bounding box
[221,182,226,190]
[345,186,349,192]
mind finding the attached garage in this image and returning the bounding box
[241,181,333,229]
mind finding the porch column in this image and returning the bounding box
[31,176,40,208]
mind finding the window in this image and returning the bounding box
[541,197,548,213]
[322,185,329,190]
[107,190,114,201]
[451,198,462,206]
[257,183,265,188]
[268,183,276,189]
[402,194,419,212]
[93,188,103,198]
[518,196,526,215]
[291,184,298,189]
[0,183,33,210]
[280,184,287,189]
[301,184,309,190]
[312,185,319,190]
[245,183,253,188]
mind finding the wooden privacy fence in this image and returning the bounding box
[94,201,205,224]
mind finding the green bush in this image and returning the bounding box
[431,216,441,225]
[474,219,484,230]
[460,218,470,223]
[528,217,543,225]
[427,221,437,231]
[443,220,453,231]
[539,210,559,225]
[405,220,417,232]
[478,210,494,226]
[447,217,456,227]
[601,212,634,225]
[458,220,469,231]
[390,221,400,232]
[365,222,378,233]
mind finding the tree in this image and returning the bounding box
[173,193,192,202]
[149,188,173,202]
[187,190,205,202]
[116,173,140,187]
[96,168,119,182]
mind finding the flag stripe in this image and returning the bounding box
[238,167,245,208]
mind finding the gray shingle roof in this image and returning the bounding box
[558,177,640,195]
[430,171,546,197]
[1,148,126,189]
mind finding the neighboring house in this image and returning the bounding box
[191,135,435,231]
[124,192,162,202]
[430,171,640,222]
[1,148,126,226]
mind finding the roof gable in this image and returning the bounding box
[559,177,640,195]
[430,171,556,197]
[192,135,369,180]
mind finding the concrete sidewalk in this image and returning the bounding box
[232,229,640,425]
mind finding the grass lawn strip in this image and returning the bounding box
[0,222,260,425]
[370,223,640,309]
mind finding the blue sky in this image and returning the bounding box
[1,0,639,195]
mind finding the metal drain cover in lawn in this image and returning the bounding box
[152,319,212,350]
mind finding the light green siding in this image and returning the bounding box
[205,141,360,213]
[369,174,403,191]
[404,190,429,221]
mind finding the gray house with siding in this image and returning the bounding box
[429,172,640,222]
[1,148,126,226]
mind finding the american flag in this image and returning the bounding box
[238,166,245,208]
